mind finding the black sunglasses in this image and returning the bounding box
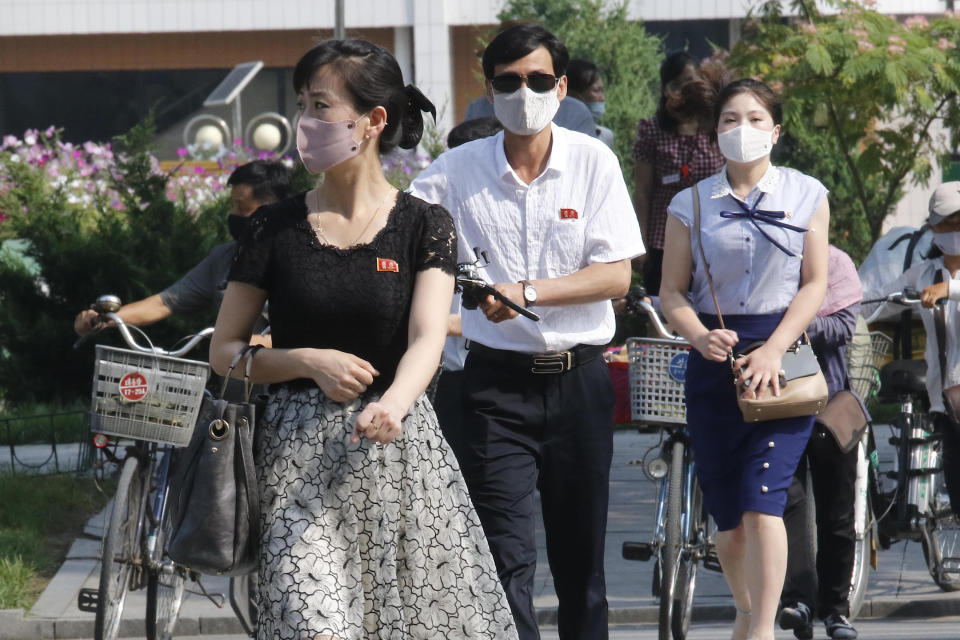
[490,72,559,94]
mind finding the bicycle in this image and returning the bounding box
[619,288,718,640]
[74,294,213,640]
[859,289,960,593]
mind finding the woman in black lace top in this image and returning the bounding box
[210,40,517,639]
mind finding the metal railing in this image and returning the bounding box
[0,411,93,474]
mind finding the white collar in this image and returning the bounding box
[494,123,567,185]
[710,163,780,200]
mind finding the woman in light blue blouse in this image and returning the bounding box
[660,79,830,640]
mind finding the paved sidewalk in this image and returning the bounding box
[3,429,959,639]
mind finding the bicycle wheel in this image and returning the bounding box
[659,439,685,640]
[95,456,143,640]
[146,514,187,640]
[848,494,873,619]
[921,476,960,592]
[672,474,702,640]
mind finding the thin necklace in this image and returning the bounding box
[312,189,393,247]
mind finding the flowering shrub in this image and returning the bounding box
[728,0,960,259]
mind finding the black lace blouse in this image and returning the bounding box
[229,190,457,393]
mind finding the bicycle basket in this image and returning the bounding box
[90,345,210,447]
[628,337,691,424]
[846,330,892,401]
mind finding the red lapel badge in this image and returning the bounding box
[377,258,399,273]
[559,208,579,220]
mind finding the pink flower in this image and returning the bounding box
[1,135,17,149]
[176,147,188,158]
[770,80,785,94]
[193,165,205,174]
[862,0,877,7]
[858,39,875,52]
[887,44,905,55]
[72,149,83,159]
[938,37,956,50]
[233,138,243,147]
[850,28,869,39]
[905,15,929,29]
[43,126,56,138]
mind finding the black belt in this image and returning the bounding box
[466,341,605,374]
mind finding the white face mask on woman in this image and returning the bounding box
[493,87,559,136]
[933,230,960,256]
[717,124,775,164]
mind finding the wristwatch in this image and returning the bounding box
[520,280,538,306]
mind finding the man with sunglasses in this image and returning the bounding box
[410,23,644,640]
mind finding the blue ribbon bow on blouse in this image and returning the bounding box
[720,194,807,257]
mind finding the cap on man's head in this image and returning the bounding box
[928,181,960,226]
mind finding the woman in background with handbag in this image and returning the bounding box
[210,39,517,639]
[660,78,830,640]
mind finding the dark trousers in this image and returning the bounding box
[458,353,615,640]
[433,369,465,453]
[782,423,858,617]
[934,412,960,516]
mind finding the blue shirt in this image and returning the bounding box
[463,95,597,138]
[667,165,828,316]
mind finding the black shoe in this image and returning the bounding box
[824,613,858,639]
[779,602,814,640]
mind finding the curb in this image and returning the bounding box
[6,595,960,639]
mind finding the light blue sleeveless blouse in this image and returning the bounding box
[667,165,828,316]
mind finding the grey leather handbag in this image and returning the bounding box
[167,345,262,576]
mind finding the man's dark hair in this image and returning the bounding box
[566,59,601,96]
[447,117,503,148]
[227,160,293,203]
[482,23,569,79]
[293,39,436,153]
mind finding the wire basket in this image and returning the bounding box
[846,330,893,401]
[90,345,210,447]
[628,337,691,424]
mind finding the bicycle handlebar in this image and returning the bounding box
[862,288,946,324]
[73,295,214,357]
[623,286,685,342]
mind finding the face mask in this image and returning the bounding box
[586,100,606,123]
[717,124,775,163]
[493,86,559,136]
[296,114,365,174]
[228,214,251,241]
[933,230,960,255]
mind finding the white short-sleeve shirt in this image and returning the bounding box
[667,165,828,316]
[410,123,645,353]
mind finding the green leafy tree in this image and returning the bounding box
[728,0,960,260]
[498,0,664,180]
[0,119,227,406]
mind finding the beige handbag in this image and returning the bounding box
[692,184,828,423]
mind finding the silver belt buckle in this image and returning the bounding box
[531,351,572,374]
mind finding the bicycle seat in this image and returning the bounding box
[878,359,928,402]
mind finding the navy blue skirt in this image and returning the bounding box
[685,313,815,531]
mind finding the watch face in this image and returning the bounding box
[524,284,537,303]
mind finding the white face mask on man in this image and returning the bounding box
[717,124,776,164]
[933,230,960,256]
[493,86,560,136]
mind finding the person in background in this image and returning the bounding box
[634,51,725,295]
[73,160,291,338]
[875,183,960,517]
[432,116,503,453]
[411,23,644,640]
[660,78,830,640]
[567,58,614,149]
[780,245,864,640]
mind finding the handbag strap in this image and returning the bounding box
[236,401,261,561]
[218,344,265,401]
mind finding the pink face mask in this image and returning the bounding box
[296,114,365,174]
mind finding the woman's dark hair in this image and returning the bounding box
[293,39,436,153]
[713,78,783,128]
[227,160,293,203]
[655,51,699,133]
[566,59,601,97]
[482,23,569,79]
